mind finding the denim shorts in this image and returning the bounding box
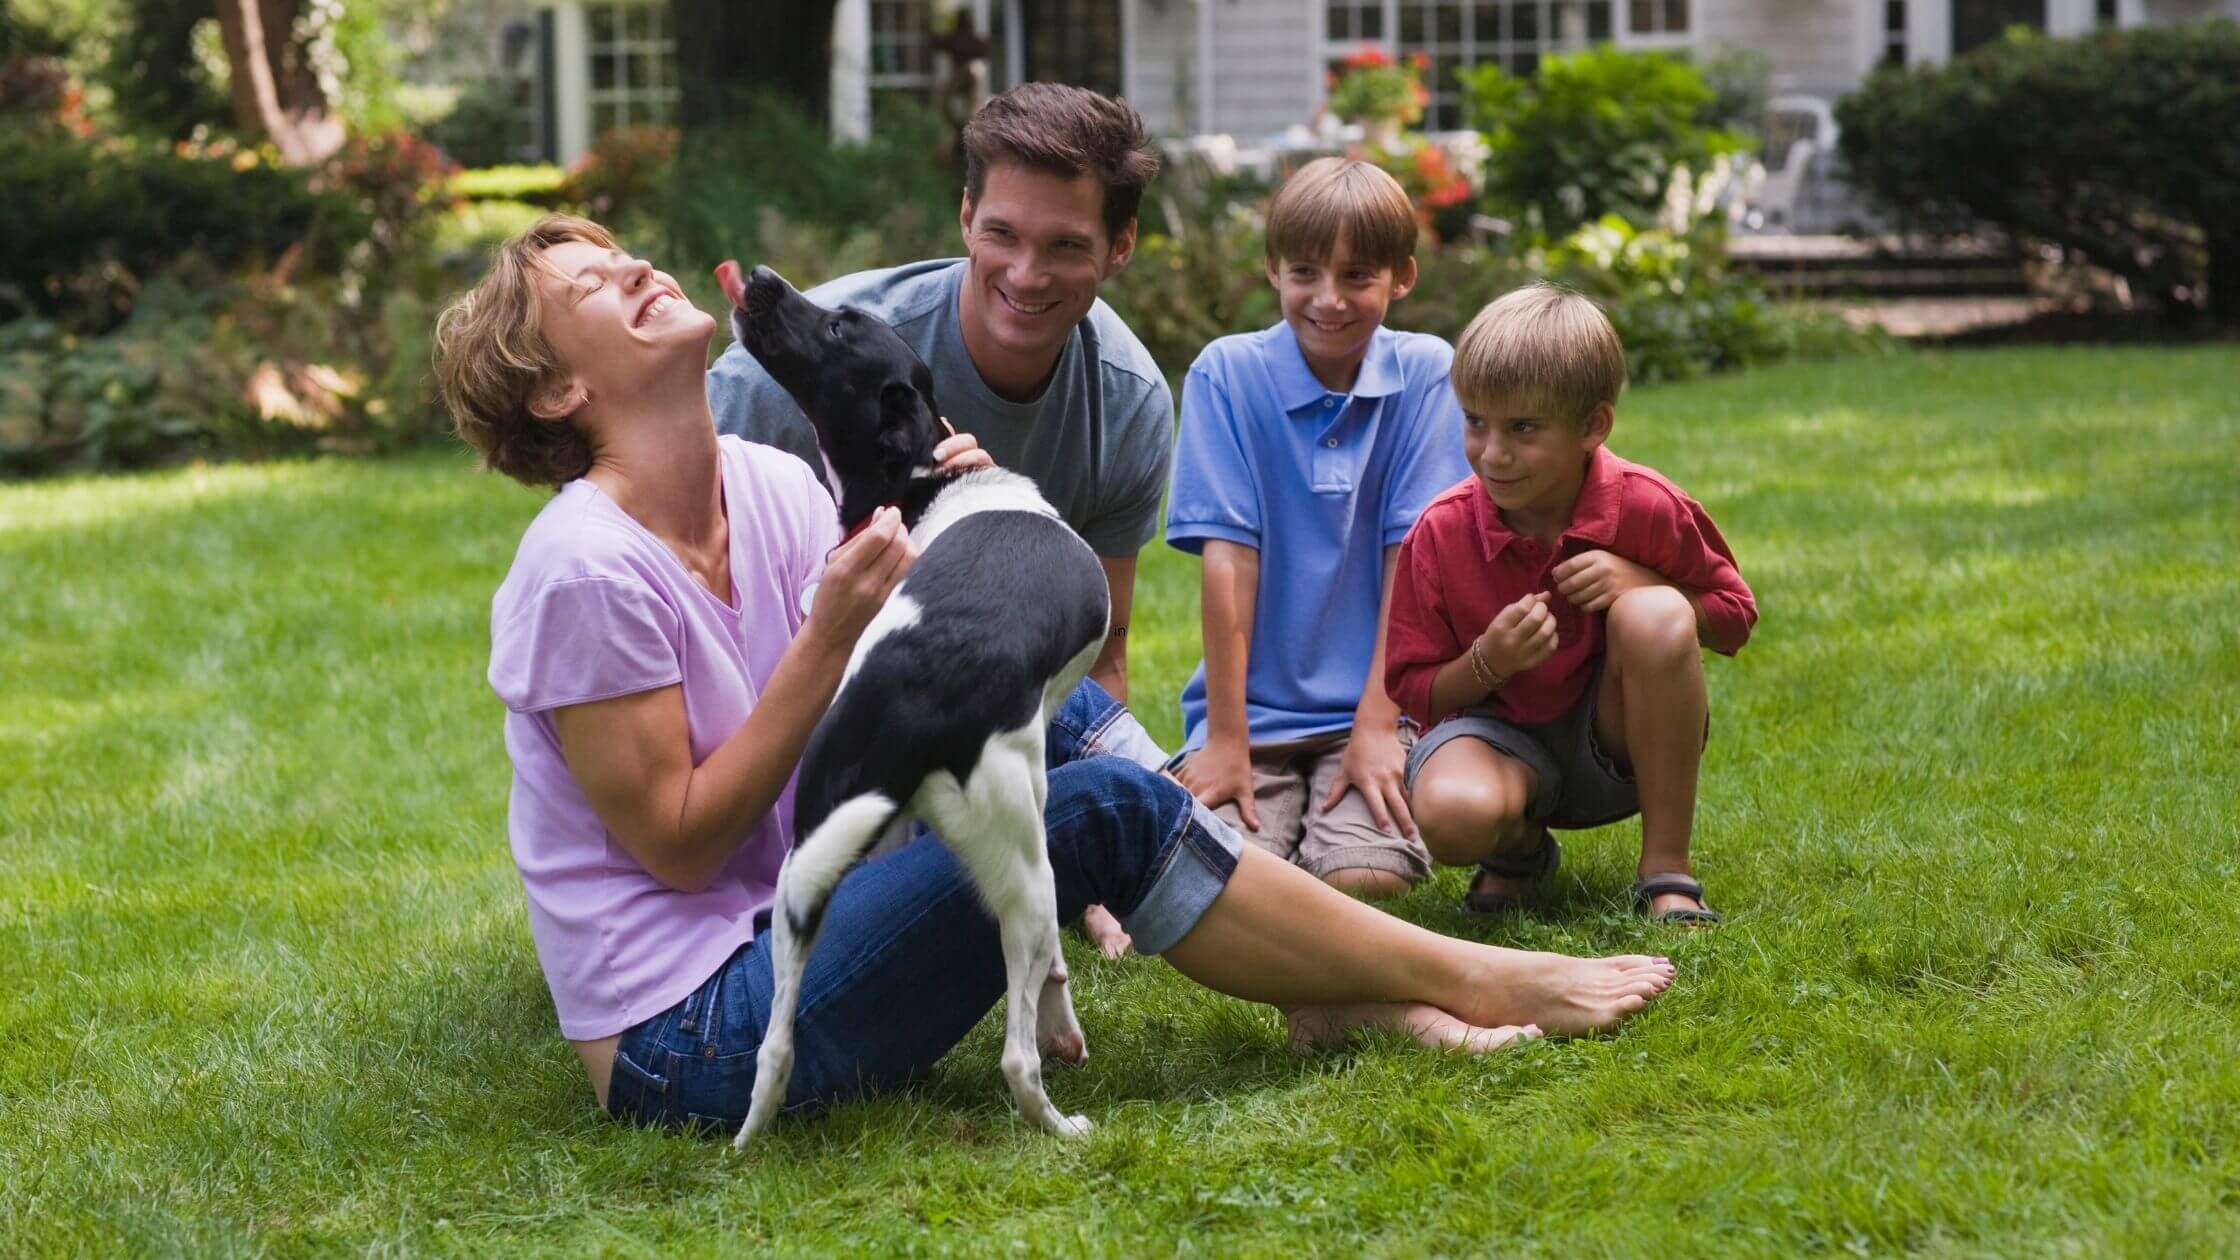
[606,679,1243,1132]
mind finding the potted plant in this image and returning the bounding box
[1325,46,1429,149]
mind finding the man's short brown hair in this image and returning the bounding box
[432,214,616,489]
[1452,283,1628,428]
[962,82,1161,242]
[1263,156,1419,273]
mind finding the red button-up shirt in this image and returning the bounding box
[1384,448,1757,728]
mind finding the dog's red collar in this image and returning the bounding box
[841,506,902,544]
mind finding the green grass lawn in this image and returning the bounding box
[4,346,2237,1256]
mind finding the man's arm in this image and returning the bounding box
[1092,554,1136,701]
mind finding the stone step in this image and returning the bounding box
[1730,234,2031,298]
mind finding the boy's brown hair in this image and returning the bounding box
[1452,282,1628,428]
[1263,157,1419,273]
[962,82,1161,242]
[432,214,617,489]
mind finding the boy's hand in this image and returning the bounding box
[1553,549,1664,612]
[1322,724,1417,838]
[1478,591,1558,678]
[1176,737,1260,833]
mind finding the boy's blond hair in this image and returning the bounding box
[1263,156,1419,273]
[432,214,618,488]
[1452,282,1627,428]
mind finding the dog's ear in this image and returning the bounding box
[877,382,939,478]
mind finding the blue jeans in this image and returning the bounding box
[605,679,1242,1132]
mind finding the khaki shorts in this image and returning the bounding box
[1174,725,1431,885]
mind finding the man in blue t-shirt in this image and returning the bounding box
[709,83,1170,707]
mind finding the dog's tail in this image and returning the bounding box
[779,792,898,941]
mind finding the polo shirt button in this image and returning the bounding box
[1325,438,1338,448]
[1323,398,1336,408]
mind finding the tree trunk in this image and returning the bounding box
[215,0,344,166]
[673,0,837,131]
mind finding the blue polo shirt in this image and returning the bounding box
[1165,321,1470,752]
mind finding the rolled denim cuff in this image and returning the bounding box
[1081,701,1172,771]
[1121,796,1244,955]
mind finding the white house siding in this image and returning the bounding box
[1208,0,1323,139]
[2140,0,2240,19]
[1691,0,1876,101]
[1125,0,1194,134]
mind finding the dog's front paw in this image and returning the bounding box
[732,1110,774,1150]
[1049,1112,1093,1138]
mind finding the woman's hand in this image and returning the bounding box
[808,506,915,646]
[932,422,995,475]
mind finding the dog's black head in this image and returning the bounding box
[719,261,943,529]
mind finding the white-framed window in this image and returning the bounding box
[585,0,678,136]
[1325,0,1386,41]
[1622,0,1689,49]
[1883,0,1907,67]
[871,0,935,99]
[1322,2,1622,132]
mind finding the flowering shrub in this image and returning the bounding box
[1535,205,1880,384]
[0,55,93,138]
[1325,47,1428,128]
[1460,46,1749,235]
[559,125,679,227]
[315,131,459,257]
[1363,136,1476,239]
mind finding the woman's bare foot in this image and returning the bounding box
[1287,1002,1540,1055]
[1080,903,1133,959]
[1450,948,1676,1037]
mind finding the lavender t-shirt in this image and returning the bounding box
[487,436,839,1040]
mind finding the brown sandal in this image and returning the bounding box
[1631,873,1722,925]
[1461,828,1559,916]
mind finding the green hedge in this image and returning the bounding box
[0,130,366,328]
[448,165,568,205]
[1460,46,1750,236]
[1837,21,2240,323]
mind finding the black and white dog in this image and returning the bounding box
[716,261,1110,1145]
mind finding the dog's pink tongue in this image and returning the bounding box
[715,259,746,310]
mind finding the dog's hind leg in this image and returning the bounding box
[924,727,1089,1137]
[1027,635,1102,1067]
[735,792,897,1149]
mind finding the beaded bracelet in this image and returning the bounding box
[1468,638,1507,692]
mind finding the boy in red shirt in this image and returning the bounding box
[1384,284,1756,923]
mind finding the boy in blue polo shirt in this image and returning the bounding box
[1165,157,1469,896]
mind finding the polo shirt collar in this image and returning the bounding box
[1469,446,1624,561]
[1268,321,1405,412]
